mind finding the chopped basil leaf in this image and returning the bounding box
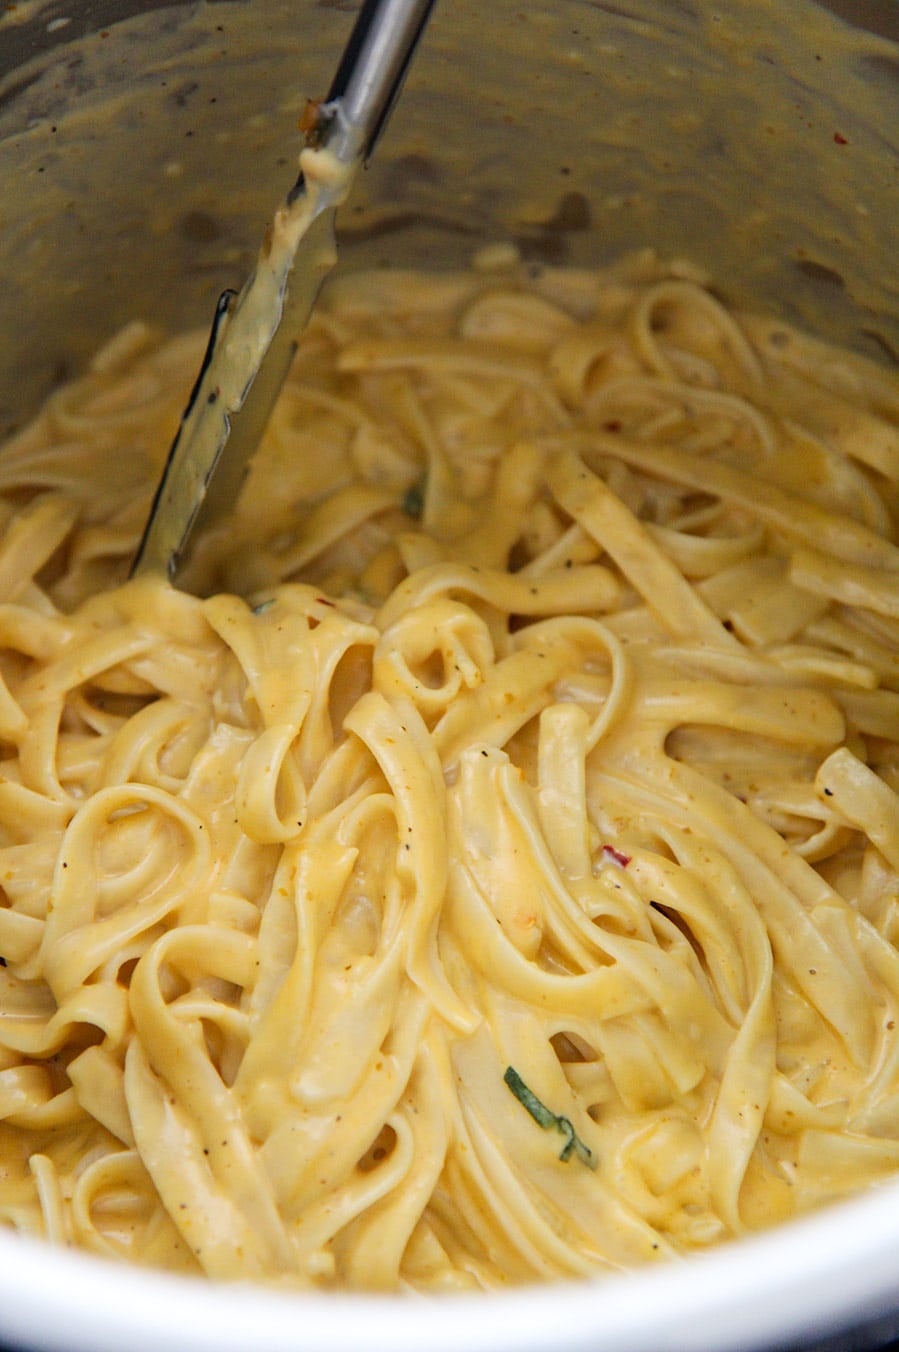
[503,1066,595,1169]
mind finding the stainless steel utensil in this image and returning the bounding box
[131,0,435,584]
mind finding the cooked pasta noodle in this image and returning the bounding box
[0,247,896,1290]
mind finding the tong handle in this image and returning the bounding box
[323,0,435,161]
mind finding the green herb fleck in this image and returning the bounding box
[504,1065,595,1168]
[402,478,426,520]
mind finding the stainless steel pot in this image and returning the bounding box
[0,3,897,1348]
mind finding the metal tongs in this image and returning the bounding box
[132,0,436,585]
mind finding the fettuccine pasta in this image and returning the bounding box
[0,247,896,1290]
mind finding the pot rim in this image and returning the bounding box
[1,1174,898,1352]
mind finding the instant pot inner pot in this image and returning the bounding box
[0,4,896,1347]
[0,0,897,439]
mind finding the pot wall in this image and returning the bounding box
[0,0,897,437]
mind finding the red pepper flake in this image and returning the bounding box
[833,131,848,145]
[316,597,336,607]
[602,844,631,868]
